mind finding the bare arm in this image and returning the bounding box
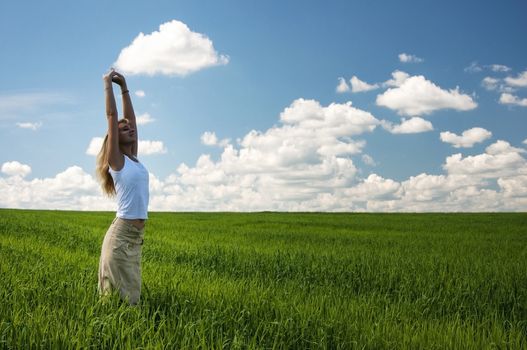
[112,72,138,156]
[103,70,124,171]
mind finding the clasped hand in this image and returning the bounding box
[103,68,127,88]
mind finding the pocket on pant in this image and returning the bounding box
[113,237,141,258]
[123,241,141,258]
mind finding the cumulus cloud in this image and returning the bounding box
[148,100,525,211]
[464,62,509,73]
[201,131,218,146]
[1,161,31,178]
[382,117,433,134]
[481,77,516,94]
[114,20,229,77]
[489,64,511,72]
[201,131,230,147]
[3,137,527,212]
[443,140,526,178]
[86,137,104,156]
[350,76,379,93]
[383,70,410,88]
[362,154,377,166]
[16,121,42,130]
[135,90,146,98]
[148,98,381,211]
[345,174,400,201]
[398,53,423,63]
[139,140,167,155]
[499,93,527,107]
[0,166,115,210]
[397,173,486,207]
[336,75,382,93]
[498,175,527,197]
[486,140,525,155]
[336,77,350,93]
[279,99,379,135]
[376,73,477,116]
[440,127,492,148]
[504,71,527,87]
[464,62,483,73]
[85,137,167,156]
[482,77,500,91]
[136,113,155,125]
[2,95,526,212]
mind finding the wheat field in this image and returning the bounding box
[0,209,526,349]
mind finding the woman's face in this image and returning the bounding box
[118,122,135,144]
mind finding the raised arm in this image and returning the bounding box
[103,70,124,171]
[112,71,138,157]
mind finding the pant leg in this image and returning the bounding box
[98,218,144,305]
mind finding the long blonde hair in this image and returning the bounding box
[96,118,129,196]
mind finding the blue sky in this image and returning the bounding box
[1,0,526,211]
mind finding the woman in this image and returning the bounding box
[96,69,149,305]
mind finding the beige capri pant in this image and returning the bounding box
[98,217,145,305]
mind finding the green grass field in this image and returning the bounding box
[0,209,526,349]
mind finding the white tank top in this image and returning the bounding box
[109,155,149,219]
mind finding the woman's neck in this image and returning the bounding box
[119,145,136,161]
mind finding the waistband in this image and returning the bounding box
[112,217,145,234]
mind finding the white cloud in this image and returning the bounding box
[135,90,146,98]
[443,140,526,178]
[337,75,385,94]
[139,140,167,155]
[350,76,379,93]
[465,62,511,74]
[481,77,516,94]
[136,113,155,125]
[345,174,400,201]
[16,121,42,130]
[149,98,381,210]
[201,131,218,146]
[86,137,104,156]
[464,62,483,73]
[397,173,484,206]
[279,99,379,135]
[489,64,511,72]
[398,53,423,63]
[376,73,477,116]
[501,86,517,93]
[498,175,527,197]
[0,166,115,211]
[86,137,167,155]
[201,131,230,148]
[1,161,31,178]
[382,117,433,134]
[482,77,500,91]
[485,140,525,155]
[336,77,350,93]
[362,154,377,166]
[499,93,527,107]
[366,140,527,211]
[504,71,527,87]
[383,70,410,88]
[400,173,452,202]
[2,96,526,212]
[114,20,229,77]
[440,127,492,148]
[3,138,527,212]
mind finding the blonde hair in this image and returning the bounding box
[96,118,129,196]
